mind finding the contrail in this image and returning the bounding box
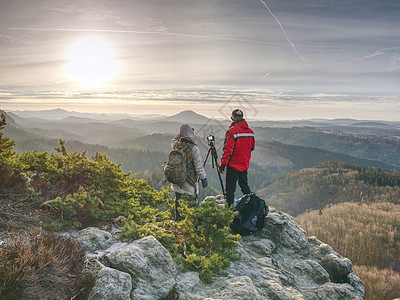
[258,0,306,62]
[8,27,283,47]
[259,71,272,80]
[344,45,400,64]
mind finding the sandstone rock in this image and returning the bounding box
[84,207,364,300]
[175,208,364,300]
[320,254,353,283]
[307,235,354,283]
[260,280,305,299]
[260,208,309,255]
[213,276,263,300]
[176,272,203,300]
[293,260,330,286]
[88,266,132,300]
[347,272,365,298]
[303,282,363,300]
[307,236,336,260]
[105,235,177,300]
[75,227,113,252]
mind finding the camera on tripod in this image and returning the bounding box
[207,135,215,146]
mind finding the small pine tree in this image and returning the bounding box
[0,114,25,193]
[0,114,15,159]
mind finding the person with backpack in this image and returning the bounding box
[218,109,255,206]
[167,124,208,221]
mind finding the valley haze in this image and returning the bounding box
[4,109,400,181]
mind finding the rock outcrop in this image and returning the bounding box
[88,266,132,300]
[75,227,114,252]
[78,207,364,300]
[105,236,177,300]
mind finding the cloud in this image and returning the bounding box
[0,0,399,98]
[1,88,398,104]
[1,87,399,121]
[0,34,25,44]
[43,0,131,26]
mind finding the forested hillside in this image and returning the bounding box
[258,161,400,216]
[296,203,400,300]
[253,141,393,171]
[254,125,400,169]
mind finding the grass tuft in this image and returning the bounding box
[0,230,92,300]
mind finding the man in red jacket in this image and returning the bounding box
[218,109,255,206]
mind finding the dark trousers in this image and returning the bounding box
[225,166,251,206]
[175,192,183,222]
[175,192,197,222]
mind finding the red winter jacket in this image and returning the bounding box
[221,120,255,171]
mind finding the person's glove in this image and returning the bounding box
[218,164,226,174]
[201,178,208,188]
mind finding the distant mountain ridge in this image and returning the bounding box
[9,108,165,122]
[163,110,211,124]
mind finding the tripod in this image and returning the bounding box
[203,137,225,197]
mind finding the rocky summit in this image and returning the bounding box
[75,207,364,300]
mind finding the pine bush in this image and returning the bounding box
[121,196,240,282]
[0,114,25,194]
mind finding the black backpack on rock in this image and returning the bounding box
[231,193,269,235]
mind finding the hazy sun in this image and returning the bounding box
[64,37,121,87]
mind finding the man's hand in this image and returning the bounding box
[218,164,226,174]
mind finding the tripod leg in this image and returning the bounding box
[203,148,212,167]
[211,148,225,196]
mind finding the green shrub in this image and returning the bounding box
[120,196,240,282]
[0,114,26,194]
[11,140,171,228]
[45,188,105,227]
[0,230,92,300]
[174,199,240,281]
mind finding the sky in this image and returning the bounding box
[0,0,399,120]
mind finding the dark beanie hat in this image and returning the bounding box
[230,109,244,121]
